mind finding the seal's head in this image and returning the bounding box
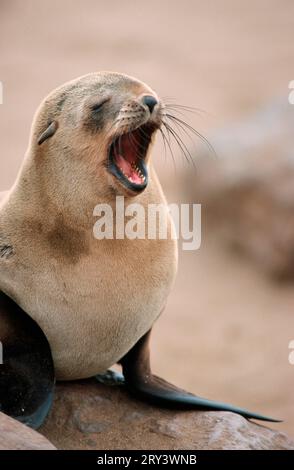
[32,72,163,199]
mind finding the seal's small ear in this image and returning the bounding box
[38,121,59,145]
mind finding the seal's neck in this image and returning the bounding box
[8,150,103,231]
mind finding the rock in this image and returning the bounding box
[39,378,294,450]
[187,98,294,279]
[0,412,56,450]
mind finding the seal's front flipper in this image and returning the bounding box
[0,292,55,429]
[120,330,281,423]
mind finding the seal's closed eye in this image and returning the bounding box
[91,97,111,113]
[38,121,59,145]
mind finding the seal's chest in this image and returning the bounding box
[30,238,177,379]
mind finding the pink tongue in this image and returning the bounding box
[116,154,142,184]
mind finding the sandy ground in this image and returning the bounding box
[1,0,294,439]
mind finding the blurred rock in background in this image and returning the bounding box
[187,98,294,279]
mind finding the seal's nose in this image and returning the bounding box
[142,95,158,114]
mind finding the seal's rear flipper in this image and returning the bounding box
[0,292,55,429]
[120,330,281,423]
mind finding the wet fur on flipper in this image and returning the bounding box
[0,292,55,429]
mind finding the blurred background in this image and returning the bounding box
[1,0,294,437]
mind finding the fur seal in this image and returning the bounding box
[0,72,278,428]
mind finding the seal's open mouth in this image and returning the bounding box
[108,124,156,192]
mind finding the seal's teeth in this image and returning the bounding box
[117,161,145,185]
